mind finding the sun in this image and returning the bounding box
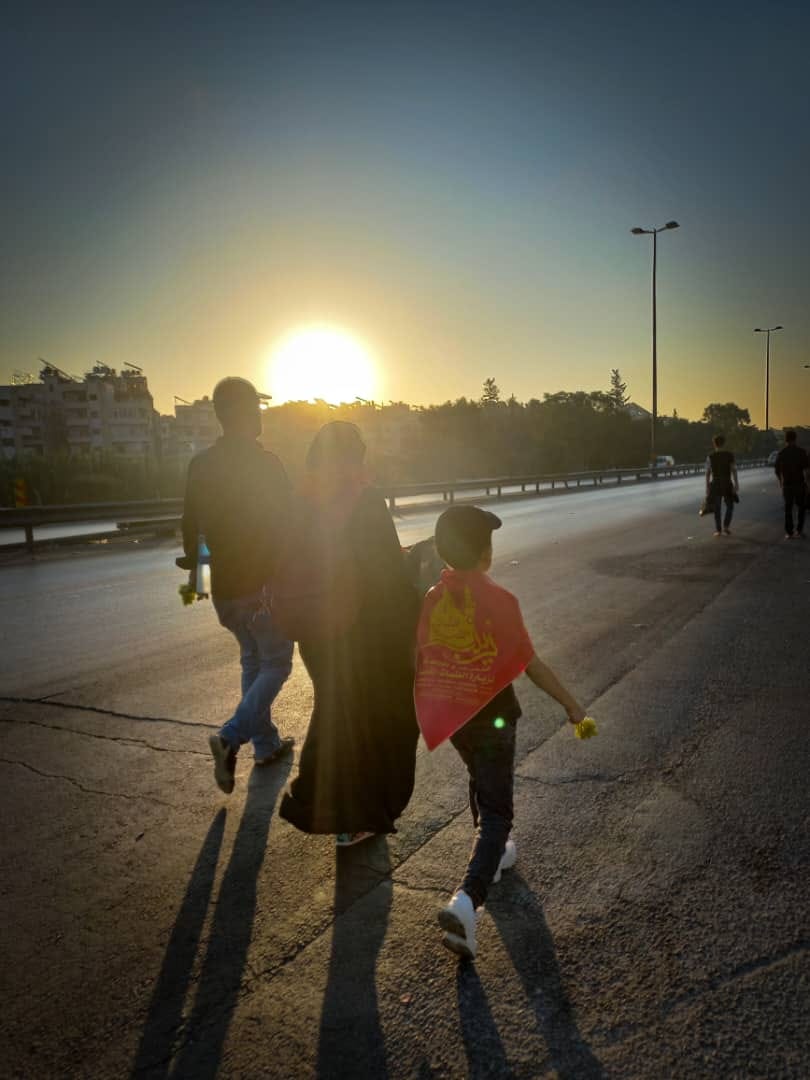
[268,325,378,405]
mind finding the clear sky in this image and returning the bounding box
[3,1,809,425]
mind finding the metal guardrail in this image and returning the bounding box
[0,499,184,552]
[0,460,769,552]
[382,459,769,510]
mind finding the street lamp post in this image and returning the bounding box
[631,220,680,466]
[753,325,783,432]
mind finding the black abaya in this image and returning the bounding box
[279,487,419,834]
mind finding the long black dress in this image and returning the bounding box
[279,487,419,835]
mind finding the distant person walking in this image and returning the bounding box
[277,422,420,847]
[705,434,739,536]
[182,377,294,794]
[774,429,809,539]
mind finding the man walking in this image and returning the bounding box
[182,377,294,794]
[774,430,809,539]
[705,434,739,536]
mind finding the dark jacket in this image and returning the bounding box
[775,444,809,488]
[182,435,290,602]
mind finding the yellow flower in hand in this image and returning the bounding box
[574,717,598,740]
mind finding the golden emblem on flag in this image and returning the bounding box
[427,586,498,666]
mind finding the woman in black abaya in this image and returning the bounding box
[278,422,419,845]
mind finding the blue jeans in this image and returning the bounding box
[713,494,734,531]
[783,484,806,536]
[710,482,734,531]
[214,589,293,760]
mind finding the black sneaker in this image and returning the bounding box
[254,737,295,766]
[208,734,237,794]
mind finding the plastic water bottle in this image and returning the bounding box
[196,534,211,597]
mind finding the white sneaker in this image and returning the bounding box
[438,890,477,960]
[492,838,517,884]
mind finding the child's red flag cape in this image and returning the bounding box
[414,569,534,750]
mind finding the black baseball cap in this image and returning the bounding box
[435,506,502,570]
[212,377,261,418]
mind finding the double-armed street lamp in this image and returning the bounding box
[753,325,783,432]
[631,220,680,465]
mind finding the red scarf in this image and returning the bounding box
[414,569,534,750]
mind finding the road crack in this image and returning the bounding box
[0,714,209,756]
[515,770,640,786]
[389,879,446,896]
[594,936,810,1048]
[0,694,215,731]
[0,757,177,807]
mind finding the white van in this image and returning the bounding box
[654,455,675,468]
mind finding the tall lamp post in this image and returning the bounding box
[631,220,680,465]
[753,325,782,433]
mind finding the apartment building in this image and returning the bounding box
[0,390,19,460]
[0,363,158,459]
[172,397,220,458]
[0,369,71,459]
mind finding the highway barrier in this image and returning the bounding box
[0,459,769,553]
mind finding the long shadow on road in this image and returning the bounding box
[317,836,393,1080]
[456,964,516,1079]
[488,873,605,1080]
[132,759,291,1079]
[130,809,226,1078]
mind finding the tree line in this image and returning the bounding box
[2,370,806,505]
[373,374,798,484]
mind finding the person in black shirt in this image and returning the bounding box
[705,434,739,536]
[182,377,294,794]
[774,429,809,539]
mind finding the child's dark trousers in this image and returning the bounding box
[450,709,516,908]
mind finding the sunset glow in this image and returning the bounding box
[268,326,378,405]
[2,7,809,425]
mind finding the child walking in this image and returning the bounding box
[414,506,586,960]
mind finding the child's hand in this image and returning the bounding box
[566,702,587,725]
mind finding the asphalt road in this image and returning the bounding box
[2,468,809,1079]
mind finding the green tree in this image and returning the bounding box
[480,377,501,405]
[702,402,755,454]
[608,368,629,410]
[702,402,751,428]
